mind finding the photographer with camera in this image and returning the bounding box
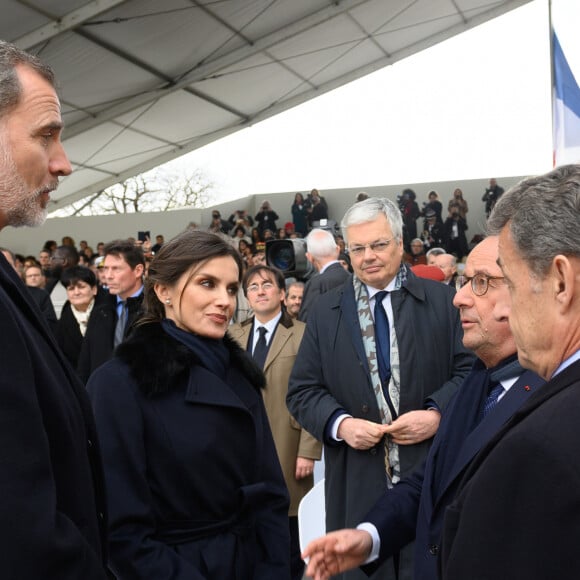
[255,200,279,239]
[481,178,503,217]
[443,206,469,261]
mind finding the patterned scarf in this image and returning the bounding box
[353,264,407,485]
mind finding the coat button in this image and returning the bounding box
[98,512,105,521]
[87,439,93,448]
[429,544,439,556]
[361,404,369,414]
[369,448,377,455]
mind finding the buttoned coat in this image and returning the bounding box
[287,270,474,579]
[363,366,543,580]
[88,322,290,579]
[441,360,580,580]
[229,311,322,515]
[0,255,108,578]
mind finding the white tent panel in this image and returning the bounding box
[0,0,532,210]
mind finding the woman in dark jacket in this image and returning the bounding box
[291,192,309,236]
[56,266,99,369]
[87,230,290,579]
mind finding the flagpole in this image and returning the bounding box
[549,0,556,167]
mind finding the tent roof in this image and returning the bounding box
[4,0,531,209]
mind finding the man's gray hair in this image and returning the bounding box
[341,197,403,242]
[305,228,338,259]
[0,40,55,119]
[487,164,580,277]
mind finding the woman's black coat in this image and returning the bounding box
[87,322,290,579]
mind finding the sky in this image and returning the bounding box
[162,0,576,204]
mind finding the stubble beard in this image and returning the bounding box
[0,140,55,228]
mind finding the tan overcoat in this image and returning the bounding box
[229,311,322,515]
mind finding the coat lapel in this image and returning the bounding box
[436,370,543,505]
[339,282,370,375]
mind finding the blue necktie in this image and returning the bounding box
[481,381,504,419]
[252,326,268,369]
[374,291,391,388]
[114,300,127,347]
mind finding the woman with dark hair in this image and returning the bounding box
[87,230,290,579]
[291,192,308,237]
[56,266,99,369]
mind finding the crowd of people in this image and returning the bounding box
[2,38,579,580]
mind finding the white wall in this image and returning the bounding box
[0,176,525,256]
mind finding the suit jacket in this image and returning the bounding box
[78,291,143,382]
[441,359,580,580]
[287,270,474,580]
[0,255,108,578]
[229,311,322,515]
[298,261,350,322]
[88,322,290,579]
[363,365,544,580]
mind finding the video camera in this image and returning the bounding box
[266,239,315,281]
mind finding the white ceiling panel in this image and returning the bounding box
[0,0,532,209]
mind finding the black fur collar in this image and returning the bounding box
[116,321,266,396]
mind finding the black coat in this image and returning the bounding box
[0,255,108,578]
[298,262,350,322]
[77,291,143,382]
[87,322,290,579]
[440,360,580,580]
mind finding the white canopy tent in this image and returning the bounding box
[3,0,532,210]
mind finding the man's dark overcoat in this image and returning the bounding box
[441,359,580,580]
[0,255,108,578]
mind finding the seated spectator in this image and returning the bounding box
[277,227,288,239]
[56,266,101,370]
[426,247,446,265]
[404,238,427,266]
[433,253,458,285]
[232,224,251,245]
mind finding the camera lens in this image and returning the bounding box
[269,245,295,271]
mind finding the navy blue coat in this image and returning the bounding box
[88,322,290,579]
[364,365,544,580]
[441,360,580,580]
[287,270,474,580]
[0,255,108,578]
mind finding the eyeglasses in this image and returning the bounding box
[246,281,275,293]
[456,274,505,296]
[348,238,394,257]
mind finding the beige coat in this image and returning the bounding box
[229,312,322,515]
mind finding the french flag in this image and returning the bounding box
[552,32,580,166]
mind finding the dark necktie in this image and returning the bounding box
[252,326,268,369]
[114,300,127,347]
[374,291,391,388]
[481,381,504,419]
